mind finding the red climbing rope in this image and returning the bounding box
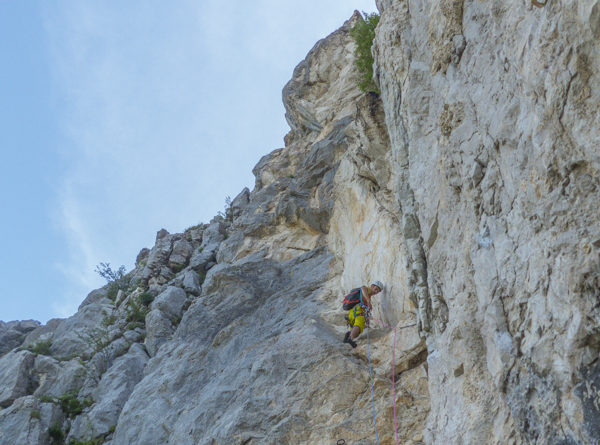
[370,317,417,445]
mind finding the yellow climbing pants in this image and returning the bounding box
[348,306,366,333]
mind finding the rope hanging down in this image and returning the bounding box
[365,313,380,445]
[365,314,417,445]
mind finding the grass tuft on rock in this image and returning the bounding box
[48,423,64,444]
[40,392,93,419]
[28,339,52,356]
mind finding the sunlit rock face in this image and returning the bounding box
[108,11,428,445]
[374,0,600,443]
[1,2,599,444]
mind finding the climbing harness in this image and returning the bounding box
[351,304,364,322]
[366,317,418,445]
[532,0,547,7]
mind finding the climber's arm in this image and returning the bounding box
[361,285,372,310]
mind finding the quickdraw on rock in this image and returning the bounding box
[532,0,547,7]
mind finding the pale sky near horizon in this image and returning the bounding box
[0,1,377,324]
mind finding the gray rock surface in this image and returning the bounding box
[112,248,341,445]
[32,356,87,399]
[50,302,114,360]
[144,286,188,357]
[0,320,39,355]
[373,0,600,443]
[200,219,226,248]
[230,187,250,219]
[151,286,187,321]
[79,288,110,309]
[0,351,35,408]
[68,344,148,442]
[22,318,62,349]
[140,230,176,286]
[80,337,131,393]
[168,239,192,269]
[190,242,219,271]
[1,5,599,444]
[181,270,202,295]
[0,396,62,445]
[145,309,174,358]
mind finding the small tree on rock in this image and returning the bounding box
[95,262,130,301]
[351,12,380,94]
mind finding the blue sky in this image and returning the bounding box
[0,0,376,324]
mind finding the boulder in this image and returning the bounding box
[200,220,225,248]
[156,228,169,240]
[144,309,174,357]
[122,329,144,343]
[0,320,40,355]
[181,270,202,296]
[0,328,23,355]
[0,350,35,408]
[190,242,219,271]
[32,356,87,399]
[151,286,187,322]
[168,239,192,269]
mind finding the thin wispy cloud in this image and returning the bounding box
[40,0,376,320]
[52,187,99,317]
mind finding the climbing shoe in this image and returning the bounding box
[343,332,357,348]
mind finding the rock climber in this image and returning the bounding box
[343,280,383,348]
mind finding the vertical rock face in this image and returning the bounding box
[0,3,598,444]
[373,0,600,443]
[110,13,429,445]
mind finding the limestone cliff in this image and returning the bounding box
[373,0,600,443]
[1,2,599,444]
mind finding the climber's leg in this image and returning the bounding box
[350,322,362,340]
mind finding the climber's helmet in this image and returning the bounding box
[371,280,384,293]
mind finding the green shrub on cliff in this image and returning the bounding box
[95,262,130,301]
[48,423,64,444]
[27,339,52,356]
[126,294,149,325]
[351,12,380,94]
